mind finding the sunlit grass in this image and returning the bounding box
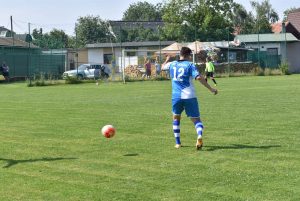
[0,75,299,200]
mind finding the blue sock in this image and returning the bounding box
[194,120,204,139]
[173,120,181,144]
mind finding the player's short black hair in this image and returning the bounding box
[180,47,192,57]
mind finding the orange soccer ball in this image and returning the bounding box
[101,125,116,138]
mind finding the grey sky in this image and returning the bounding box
[0,0,299,35]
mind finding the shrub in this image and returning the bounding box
[153,75,169,81]
[26,73,62,87]
[228,71,253,77]
[252,67,265,76]
[279,61,290,75]
[26,78,34,87]
[264,68,272,76]
[65,76,83,84]
[35,80,46,86]
[269,69,282,76]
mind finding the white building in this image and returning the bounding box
[86,41,175,72]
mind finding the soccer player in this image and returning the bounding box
[205,57,217,86]
[170,47,218,149]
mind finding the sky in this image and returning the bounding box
[0,0,299,36]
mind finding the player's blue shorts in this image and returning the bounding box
[172,98,200,118]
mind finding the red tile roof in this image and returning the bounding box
[288,9,300,32]
[271,22,284,33]
[271,9,300,40]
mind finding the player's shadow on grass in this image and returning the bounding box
[205,144,281,151]
[123,153,139,157]
[0,157,77,168]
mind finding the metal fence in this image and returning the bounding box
[0,47,66,79]
[247,51,281,68]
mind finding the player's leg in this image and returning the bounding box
[172,99,184,148]
[184,98,204,150]
[191,117,204,150]
[173,114,181,148]
[211,73,217,86]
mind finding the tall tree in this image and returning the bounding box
[250,0,279,33]
[119,1,163,42]
[48,29,69,48]
[75,15,110,47]
[229,3,255,34]
[161,0,234,42]
[122,1,162,21]
[32,28,70,49]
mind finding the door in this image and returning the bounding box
[266,48,279,68]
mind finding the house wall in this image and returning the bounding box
[88,49,103,64]
[287,42,300,73]
[243,42,299,68]
[246,43,282,54]
[66,49,88,70]
[87,46,159,67]
[103,47,113,54]
[78,49,88,64]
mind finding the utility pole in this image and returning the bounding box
[227,27,230,75]
[10,16,14,46]
[282,22,287,63]
[27,22,31,79]
[194,25,197,64]
[10,16,15,78]
[119,24,122,75]
[75,23,79,79]
[28,22,30,38]
[158,25,161,64]
[257,18,260,68]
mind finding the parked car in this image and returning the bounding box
[63,64,110,80]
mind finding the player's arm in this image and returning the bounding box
[162,55,171,66]
[196,75,218,95]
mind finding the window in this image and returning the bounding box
[267,48,278,55]
[126,52,136,57]
[104,54,113,64]
[91,65,101,69]
[229,52,237,62]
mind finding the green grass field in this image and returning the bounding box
[0,76,299,201]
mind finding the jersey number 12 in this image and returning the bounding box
[172,67,184,81]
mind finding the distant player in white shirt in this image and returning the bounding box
[170,47,218,149]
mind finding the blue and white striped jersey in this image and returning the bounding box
[170,60,200,99]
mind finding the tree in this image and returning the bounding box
[48,29,69,48]
[32,28,71,49]
[122,1,162,21]
[283,7,300,22]
[119,1,163,42]
[161,0,234,42]
[75,15,111,47]
[32,28,43,46]
[250,0,279,33]
[229,3,255,34]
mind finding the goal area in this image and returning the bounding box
[119,49,183,83]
